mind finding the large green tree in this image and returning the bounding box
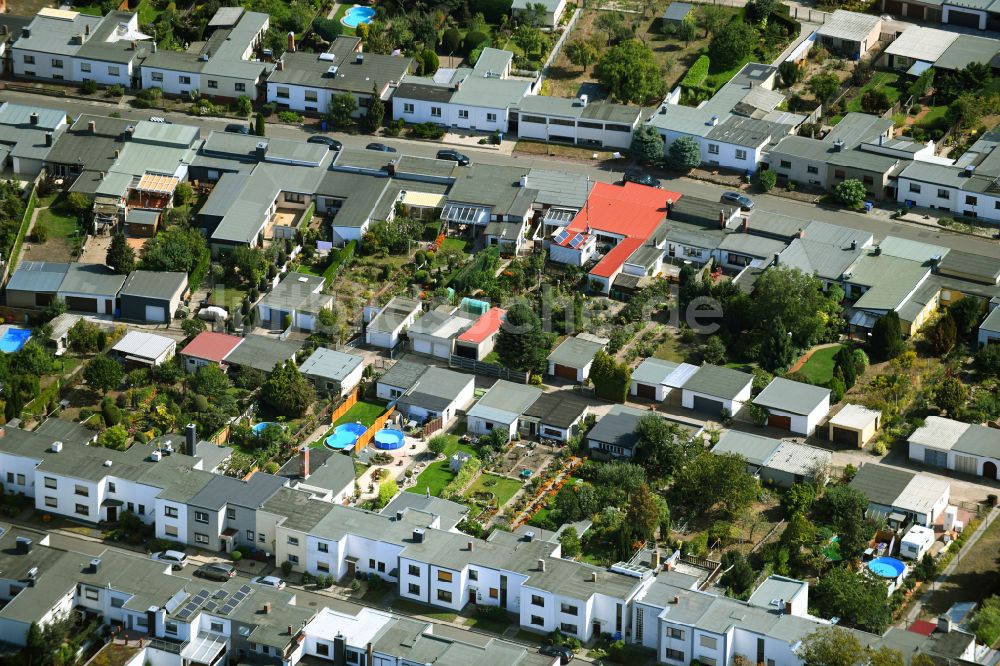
[84,355,124,396]
[595,40,666,104]
[260,360,316,418]
[365,83,385,133]
[672,452,758,518]
[797,627,864,666]
[634,413,698,480]
[630,124,665,165]
[708,20,756,71]
[813,566,893,633]
[667,136,702,170]
[328,92,358,128]
[834,178,867,209]
[758,318,795,371]
[140,224,208,274]
[869,311,904,362]
[106,233,135,274]
[564,39,600,72]
[589,350,630,402]
[752,267,840,348]
[495,303,549,374]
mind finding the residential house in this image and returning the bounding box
[365,296,423,348]
[278,446,354,504]
[117,270,187,323]
[882,26,999,71]
[629,358,699,403]
[454,307,506,360]
[848,463,950,527]
[316,165,399,243]
[392,48,531,134]
[376,359,429,402]
[178,331,244,374]
[546,333,609,382]
[381,492,470,532]
[298,347,365,397]
[828,403,882,447]
[711,430,833,487]
[520,391,590,442]
[662,195,741,267]
[109,331,176,367]
[680,364,753,416]
[42,114,132,195]
[256,272,333,332]
[267,36,413,115]
[775,220,872,290]
[186,472,286,552]
[843,243,936,336]
[57,263,126,315]
[512,0,568,26]
[0,102,67,178]
[394,365,475,426]
[815,11,883,60]
[466,380,543,441]
[515,94,643,150]
[716,231,786,271]
[585,404,648,459]
[909,415,1000,480]
[408,305,478,359]
[441,164,536,236]
[979,304,1000,347]
[752,377,832,435]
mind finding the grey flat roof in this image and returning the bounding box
[279,447,355,496]
[261,487,336,533]
[664,2,694,20]
[829,403,881,430]
[547,334,608,369]
[381,492,469,532]
[61,263,127,296]
[682,364,752,400]
[468,380,542,421]
[586,404,647,451]
[848,463,915,508]
[259,272,328,313]
[522,391,590,429]
[379,359,428,390]
[953,423,1000,458]
[718,232,787,258]
[765,441,832,476]
[111,331,175,360]
[368,296,422,333]
[188,471,285,510]
[119,270,187,301]
[934,34,998,70]
[6,261,70,293]
[398,366,473,412]
[299,347,364,382]
[752,377,830,416]
[34,417,96,446]
[712,430,780,466]
[816,10,880,41]
[222,334,303,372]
[270,37,412,92]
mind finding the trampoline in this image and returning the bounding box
[326,422,367,450]
[373,428,405,450]
[868,557,906,579]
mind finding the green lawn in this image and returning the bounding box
[796,344,844,386]
[35,194,81,241]
[845,72,901,114]
[332,400,386,428]
[464,473,523,508]
[653,336,686,363]
[440,237,468,253]
[430,434,475,458]
[407,460,455,497]
[917,105,950,131]
[467,613,513,634]
[391,598,459,622]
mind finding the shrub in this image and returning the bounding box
[407,122,445,140]
[281,560,293,576]
[277,110,302,124]
[759,169,777,192]
[80,80,98,95]
[107,84,125,97]
[464,30,489,55]
[261,102,277,117]
[231,550,243,562]
[31,222,49,243]
[681,55,710,89]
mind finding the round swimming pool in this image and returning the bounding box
[373,428,405,450]
[868,557,906,579]
[341,5,375,27]
[252,422,279,435]
[326,422,368,450]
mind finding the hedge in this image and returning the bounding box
[442,455,481,501]
[681,55,710,89]
[322,239,357,283]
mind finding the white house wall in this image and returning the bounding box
[393,97,510,133]
[897,175,1000,222]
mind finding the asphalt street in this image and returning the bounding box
[3,88,999,258]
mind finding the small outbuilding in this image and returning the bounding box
[828,403,881,448]
[629,358,698,403]
[752,377,831,436]
[118,270,188,324]
[110,331,177,367]
[815,10,882,60]
[547,333,609,383]
[978,304,1000,349]
[899,524,935,560]
[365,296,423,349]
[298,347,365,397]
[680,364,753,417]
[663,2,694,25]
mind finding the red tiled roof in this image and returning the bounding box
[457,307,506,345]
[180,331,244,363]
[566,182,678,239]
[590,237,644,279]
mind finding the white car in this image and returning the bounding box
[151,550,188,570]
[251,575,286,590]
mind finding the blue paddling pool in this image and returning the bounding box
[0,327,31,353]
[341,5,375,27]
[868,557,906,579]
[374,428,405,450]
[326,422,368,450]
[252,422,279,435]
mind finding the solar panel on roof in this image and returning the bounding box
[233,592,246,602]
[553,229,569,244]
[239,585,252,594]
[569,234,585,249]
[177,609,192,620]
[213,590,227,599]
[204,602,217,612]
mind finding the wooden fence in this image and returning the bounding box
[422,416,444,438]
[353,404,396,454]
[329,389,360,425]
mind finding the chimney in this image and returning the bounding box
[710,114,719,126]
[287,625,293,635]
[255,141,268,161]
[773,253,780,266]
[85,23,91,36]
[88,120,97,133]
[850,239,857,250]
[29,112,38,125]
[833,138,845,152]
[300,445,310,479]
[519,174,528,188]
[50,441,63,453]
[719,209,726,229]
[524,531,535,542]
[1,24,8,35]
[113,149,120,158]
[537,559,546,572]
[797,228,805,239]
[874,245,882,256]
[590,572,598,582]
[15,537,32,554]
[90,558,101,573]
[665,198,673,216]
[741,217,748,232]
[579,94,588,108]
[395,510,404,521]
[412,528,424,543]
[276,59,284,71]
[650,551,660,570]
[671,595,680,604]
[21,27,30,39]
[263,602,272,614]
[45,132,53,147]
[185,423,197,455]
[467,541,474,551]
[287,31,295,53]
[356,53,364,64]
[784,600,793,615]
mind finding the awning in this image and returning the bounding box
[135,172,179,195]
[849,310,878,329]
[101,499,124,507]
[401,191,445,208]
[441,203,490,225]
[543,208,576,226]
[906,60,933,77]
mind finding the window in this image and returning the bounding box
[531,594,545,607]
[316,643,330,657]
[137,504,145,516]
[779,160,791,169]
[530,615,544,626]
[164,525,178,537]
[259,533,265,542]
[317,561,330,572]
[369,559,375,569]
[437,571,453,583]
[108,481,116,493]
[560,623,577,634]
[707,144,719,155]
[966,195,978,205]
[408,565,420,576]
[246,530,254,541]
[668,628,684,639]
[834,169,845,179]
[288,555,299,564]
[487,113,497,122]
[111,597,124,608]
[165,622,178,635]
[45,497,58,508]
[806,165,819,174]
[44,477,57,489]
[437,589,452,602]
[909,183,921,193]
[666,649,685,662]
[560,603,578,616]
[403,103,414,114]
[195,533,209,544]
[408,583,420,595]
[735,149,747,161]
[227,508,236,520]
[431,106,442,117]
[305,90,318,102]
[489,588,498,599]
[636,608,644,642]
[75,485,88,497]
[208,80,218,89]
[700,635,717,649]
[108,66,119,76]
[4,472,11,483]
[276,86,289,98]
[285,192,306,204]
[23,55,34,64]
[235,83,245,92]
[287,536,300,546]
[863,175,874,186]
[937,189,950,200]
[995,201,1000,209]
[75,504,88,516]
[318,542,329,553]
[179,75,191,85]
[699,658,717,666]
[83,587,100,601]
[164,506,178,518]
[151,71,163,81]
[458,109,469,119]
[210,621,223,633]
[52,59,63,69]
[377,562,385,572]
[468,569,479,581]
[195,511,209,524]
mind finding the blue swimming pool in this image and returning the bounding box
[374,428,405,450]
[868,557,906,579]
[326,422,368,450]
[252,422,279,435]
[0,327,31,353]
[341,5,375,27]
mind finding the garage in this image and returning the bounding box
[831,426,859,447]
[946,8,981,27]
[144,304,167,323]
[413,339,433,355]
[692,395,724,415]
[954,455,978,475]
[553,364,578,380]
[768,414,792,430]
[635,383,657,400]
[65,296,98,313]
[433,343,452,358]
[884,0,903,14]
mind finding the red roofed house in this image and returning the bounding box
[455,307,507,361]
[179,332,244,374]
[549,182,680,294]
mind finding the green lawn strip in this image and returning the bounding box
[466,613,513,633]
[332,400,386,428]
[796,344,843,385]
[407,460,455,497]
[391,598,459,622]
[464,472,523,508]
[845,72,900,113]
[917,105,950,131]
[35,202,79,240]
[440,237,468,253]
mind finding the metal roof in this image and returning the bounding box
[712,430,780,466]
[467,380,542,423]
[764,441,832,477]
[298,347,364,382]
[664,2,694,20]
[682,364,752,400]
[884,26,958,62]
[118,269,187,301]
[61,263,127,296]
[111,331,175,360]
[222,334,303,373]
[848,463,915,508]
[752,377,830,416]
[6,261,70,293]
[816,10,880,42]
[829,403,881,430]
[547,334,608,369]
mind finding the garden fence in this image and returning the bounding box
[537,7,582,89]
[448,355,529,383]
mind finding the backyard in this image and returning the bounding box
[793,344,845,385]
[920,513,1000,619]
[464,473,524,508]
[408,460,456,497]
[28,193,83,262]
[333,400,386,428]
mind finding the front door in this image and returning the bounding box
[469,589,477,604]
[592,621,601,637]
[984,461,999,480]
[347,560,357,578]
[106,506,117,522]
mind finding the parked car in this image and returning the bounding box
[251,575,286,590]
[365,142,397,153]
[436,149,471,166]
[622,170,660,188]
[307,135,343,151]
[225,123,251,135]
[194,562,236,581]
[150,550,188,570]
[720,191,754,211]
[539,644,574,664]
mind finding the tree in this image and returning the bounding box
[949,297,983,336]
[758,318,794,371]
[797,627,864,666]
[667,136,701,170]
[106,233,135,274]
[813,566,892,632]
[595,40,666,104]
[976,343,1000,377]
[745,0,777,22]
[720,551,756,597]
[833,345,858,388]
[935,376,968,415]
[759,169,777,191]
[634,413,698,480]
[188,363,231,397]
[328,92,358,128]
[970,595,1000,647]
[428,434,451,457]
[559,526,582,557]
[363,83,385,133]
[564,39,600,72]
[68,319,102,353]
[701,335,727,364]
[833,178,867,209]
[908,67,934,98]
[927,312,957,356]
[66,191,92,216]
[808,73,840,103]
[260,361,316,418]
[442,27,462,53]
[870,311,904,362]
[709,20,756,71]
[698,4,729,37]
[140,224,208,274]
[512,25,546,56]
[84,355,124,395]
[867,647,905,666]
[254,112,266,137]
[595,10,624,45]
[630,124,664,165]
[672,453,758,518]
[590,351,630,402]
[784,482,816,516]
[420,49,439,75]
[495,302,549,374]
[625,483,661,541]
[181,317,206,339]
[313,16,343,42]
[377,478,398,509]
[98,424,129,450]
[860,90,890,114]
[778,60,800,87]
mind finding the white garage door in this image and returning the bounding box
[413,339,432,355]
[145,304,166,322]
[955,455,978,475]
[433,343,452,358]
